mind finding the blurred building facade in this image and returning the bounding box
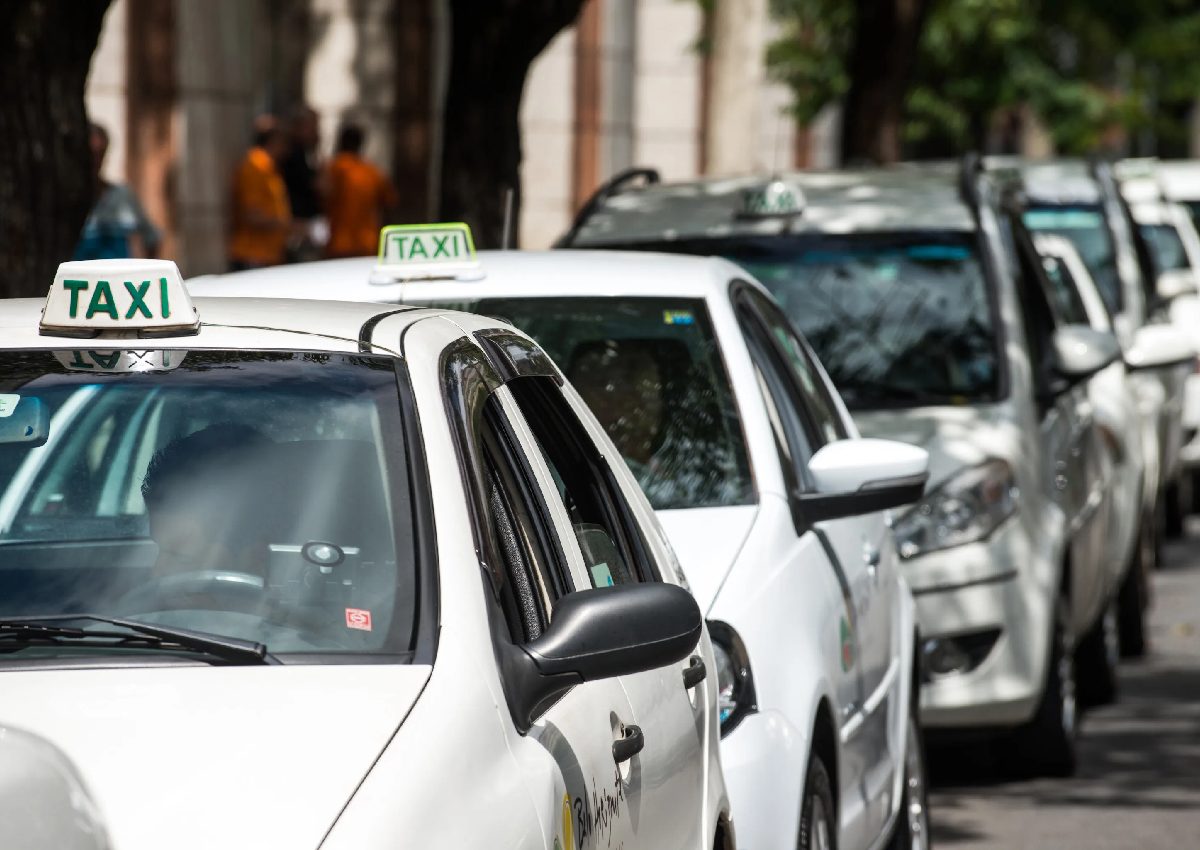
[86,0,828,274]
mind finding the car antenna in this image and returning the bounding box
[501,187,515,250]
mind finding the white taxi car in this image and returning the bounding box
[552,163,1129,777]
[0,258,730,850]
[192,227,933,850]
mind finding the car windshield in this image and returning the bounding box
[1139,222,1190,273]
[0,349,416,661]
[414,296,753,510]
[1023,205,1122,313]
[619,233,1000,409]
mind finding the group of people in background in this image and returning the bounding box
[75,107,397,271]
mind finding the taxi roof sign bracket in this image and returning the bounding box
[39,259,200,338]
[370,222,483,285]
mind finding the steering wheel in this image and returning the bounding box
[117,570,266,616]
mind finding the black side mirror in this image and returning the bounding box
[505,583,701,730]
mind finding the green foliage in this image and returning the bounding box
[766,0,1200,156]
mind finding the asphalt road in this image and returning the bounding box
[928,520,1200,849]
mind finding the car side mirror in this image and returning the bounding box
[1125,323,1196,372]
[1156,269,1198,302]
[797,438,929,523]
[506,583,701,730]
[1051,325,1120,383]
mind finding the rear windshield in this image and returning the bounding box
[414,296,753,510]
[0,350,417,661]
[1023,206,1122,313]
[614,233,1001,409]
[1139,222,1190,273]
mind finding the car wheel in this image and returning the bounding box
[887,710,929,850]
[1007,594,1077,778]
[1075,599,1119,707]
[1118,518,1153,658]
[798,752,837,850]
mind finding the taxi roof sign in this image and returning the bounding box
[371,223,482,284]
[738,179,805,219]
[40,259,199,338]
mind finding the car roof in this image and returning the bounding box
[189,250,750,302]
[984,156,1103,205]
[567,162,976,246]
[0,295,469,355]
[1156,160,1200,201]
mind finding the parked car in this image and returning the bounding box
[0,257,730,850]
[990,157,1193,542]
[191,231,934,850]
[553,159,1132,776]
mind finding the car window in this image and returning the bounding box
[1039,254,1091,326]
[634,232,1001,409]
[736,300,818,494]
[742,288,848,445]
[411,296,753,511]
[1139,222,1190,273]
[506,375,656,587]
[0,349,417,659]
[1024,206,1123,314]
[477,396,561,642]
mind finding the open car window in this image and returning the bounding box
[0,349,418,661]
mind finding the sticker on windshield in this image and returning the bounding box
[0,394,19,418]
[663,309,694,326]
[345,608,373,631]
[590,563,615,587]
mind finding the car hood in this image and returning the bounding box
[657,505,758,611]
[851,403,1017,488]
[0,664,431,850]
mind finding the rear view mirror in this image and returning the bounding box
[0,395,49,447]
[798,438,929,523]
[1051,325,1120,381]
[507,583,701,729]
[1156,270,1198,302]
[1125,324,1195,372]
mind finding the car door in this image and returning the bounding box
[1010,216,1108,629]
[443,336,641,850]
[731,285,886,849]
[497,367,706,850]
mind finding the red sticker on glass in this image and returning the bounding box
[345,608,373,631]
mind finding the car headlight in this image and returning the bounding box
[893,459,1017,559]
[707,620,756,737]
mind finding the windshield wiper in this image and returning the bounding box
[0,615,277,665]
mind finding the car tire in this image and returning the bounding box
[1075,599,1119,708]
[1118,518,1153,658]
[1006,594,1077,778]
[798,751,837,850]
[887,710,930,850]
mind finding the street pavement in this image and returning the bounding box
[928,519,1200,849]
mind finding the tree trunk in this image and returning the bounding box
[706,0,769,176]
[839,0,931,165]
[439,0,586,248]
[0,0,112,298]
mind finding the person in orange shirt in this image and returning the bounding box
[323,123,398,259]
[229,116,292,270]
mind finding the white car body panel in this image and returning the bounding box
[191,250,923,850]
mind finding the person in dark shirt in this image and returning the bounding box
[280,105,323,261]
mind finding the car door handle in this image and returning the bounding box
[612,724,644,764]
[682,655,707,689]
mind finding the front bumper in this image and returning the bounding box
[903,520,1051,729]
[719,710,808,850]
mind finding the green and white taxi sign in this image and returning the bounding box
[40,259,199,337]
[372,223,480,283]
